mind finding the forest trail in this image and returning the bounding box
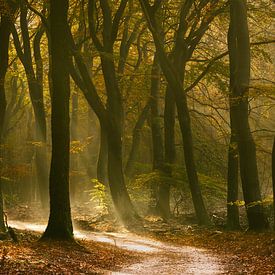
[9,220,223,274]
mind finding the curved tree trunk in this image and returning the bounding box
[42,0,73,240]
[106,121,139,224]
[101,55,139,224]
[69,0,139,225]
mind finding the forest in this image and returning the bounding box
[0,0,274,274]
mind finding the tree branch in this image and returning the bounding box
[112,0,128,43]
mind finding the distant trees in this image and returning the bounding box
[41,0,73,240]
[11,1,48,208]
[0,0,273,237]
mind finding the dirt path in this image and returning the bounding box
[9,220,224,274]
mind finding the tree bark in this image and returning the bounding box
[97,124,108,185]
[272,137,275,231]
[228,0,268,231]
[226,19,241,230]
[41,0,73,240]
[164,86,176,174]
[101,55,139,224]
[148,54,170,219]
[70,89,79,203]
[33,25,49,209]
[0,1,16,232]
[161,86,176,220]
[106,120,139,223]
[125,101,150,178]
[226,133,240,229]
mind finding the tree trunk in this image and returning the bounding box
[150,55,164,172]
[85,108,97,179]
[11,3,48,209]
[272,137,275,231]
[69,37,139,223]
[33,25,49,209]
[226,133,240,230]
[175,76,210,225]
[161,86,176,220]
[226,20,241,230]
[101,55,139,224]
[156,51,210,225]
[0,3,15,232]
[125,101,150,178]
[41,0,73,240]
[106,122,139,224]
[0,182,5,231]
[148,54,170,219]
[70,89,79,203]
[164,86,176,174]
[228,0,268,231]
[97,124,108,185]
[72,0,139,225]
[139,0,210,225]
[0,26,9,230]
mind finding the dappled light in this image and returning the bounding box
[9,220,222,274]
[0,0,274,273]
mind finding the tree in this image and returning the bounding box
[148,53,168,218]
[41,0,73,240]
[226,127,240,230]
[125,101,150,178]
[139,0,211,225]
[11,1,48,208]
[70,88,79,203]
[0,0,17,232]
[68,0,140,225]
[226,21,240,230]
[96,125,108,185]
[88,0,140,224]
[272,137,275,231]
[228,0,268,231]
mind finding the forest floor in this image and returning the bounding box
[0,206,274,274]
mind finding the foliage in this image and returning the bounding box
[88,179,110,214]
[128,166,227,215]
